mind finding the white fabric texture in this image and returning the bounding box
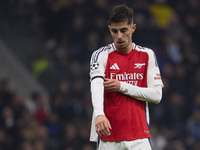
[90,78,105,118]
[98,138,152,150]
[119,82,162,104]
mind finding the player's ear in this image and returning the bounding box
[108,25,111,32]
[132,24,136,33]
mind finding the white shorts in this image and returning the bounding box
[98,138,152,150]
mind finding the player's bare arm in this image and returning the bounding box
[104,78,121,92]
[95,115,112,137]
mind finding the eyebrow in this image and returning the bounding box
[120,27,128,31]
[111,27,128,31]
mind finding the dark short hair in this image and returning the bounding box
[108,4,134,25]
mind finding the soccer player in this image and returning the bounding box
[89,4,163,150]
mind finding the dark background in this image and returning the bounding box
[0,0,200,150]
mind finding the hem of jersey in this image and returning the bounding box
[100,135,151,142]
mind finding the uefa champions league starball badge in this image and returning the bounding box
[91,61,99,71]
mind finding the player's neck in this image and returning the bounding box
[116,43,134,54]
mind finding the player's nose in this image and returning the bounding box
[117,31,122,39]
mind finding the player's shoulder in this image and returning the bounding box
[134,44,156,58]
[134,44,154,54]
[94,43,115,54]
[91,43,115,62]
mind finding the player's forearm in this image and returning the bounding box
[119,82,162,104]
[91,78,105,117]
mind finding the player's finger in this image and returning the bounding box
[102,121,111,137]
[103,120,112,136]
[102,121,109,133]
[103,81,110,86]
[104,78,113,84]
[95,125,101,136]
[108,120,112,129]
[105,84,116,91]
[104,125,110,136]
[104,78,109,81]
[106,120,112,135]
[98,122,107,136]
[96,122,105,135]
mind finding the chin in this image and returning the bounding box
[118,46,125,49]
[119,45,127,49]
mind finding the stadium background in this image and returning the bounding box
[0,0,200,150]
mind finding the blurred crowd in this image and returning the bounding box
[0,0,200,150]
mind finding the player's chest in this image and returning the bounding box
[106,51,148,75]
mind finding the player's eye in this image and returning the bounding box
[120,28,127,33]
[111,29,118,33]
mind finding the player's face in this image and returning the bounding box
[109,21,136,53]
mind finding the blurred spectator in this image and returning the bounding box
[0,79,12,108]
[0,0,200,149]
[32,92,50,124]
[60,122,80,150]
[149,0,175,28]
[0,129,10,150]
[150,125,167,150]
[165,92,190,140]
[187,109,200,141]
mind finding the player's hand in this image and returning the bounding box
[95,115,112,137]
[104,78,121,92]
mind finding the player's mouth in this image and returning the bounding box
[117,41,125,46]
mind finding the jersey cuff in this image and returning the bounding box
[91,76,104,81]
[94,112,105,118]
